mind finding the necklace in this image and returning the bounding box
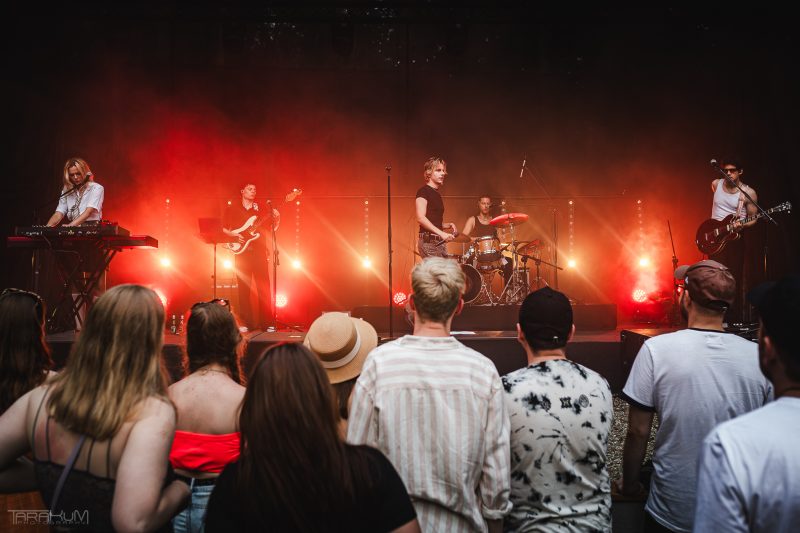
[198,366,229,376]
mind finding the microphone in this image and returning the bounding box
[710,158,719,168]
[519,157,526,178]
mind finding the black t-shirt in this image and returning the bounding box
[223,201,268,252]
[205,445,417,532]
[416,184,444,233]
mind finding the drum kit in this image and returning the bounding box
[445,212,557,306]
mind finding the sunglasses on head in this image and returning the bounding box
[1,287,44,315]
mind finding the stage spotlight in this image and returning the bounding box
[632,288,648,303]
[362,257,372,269]
[393,291,408,306]
[567,259,577,268]
[159,257,172,268]
[275,294,288,308]
[638,257,651,268]
[223,259,233,270]
[292,259,302,269]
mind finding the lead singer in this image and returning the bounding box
[415,156,458,258]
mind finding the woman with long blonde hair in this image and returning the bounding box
[0,284,189,532]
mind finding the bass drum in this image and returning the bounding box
[460,264,483,304]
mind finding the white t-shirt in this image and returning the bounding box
[503,359,613,532]
[694,396,800,533]
[56,181,104,222]
[621,328,772,533]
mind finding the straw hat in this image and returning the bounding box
[303,312,378,384]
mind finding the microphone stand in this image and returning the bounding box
[667,220,681,326]
[386,164,394,339]
[267,200,279,331]
[520,158,560,289]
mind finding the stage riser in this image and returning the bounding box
[48,330,639,394]
[352,304,617,333]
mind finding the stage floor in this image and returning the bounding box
[47,324,677,393]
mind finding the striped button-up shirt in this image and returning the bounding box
[347,335,512,532]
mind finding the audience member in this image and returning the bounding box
[616,260,772,532]
[0,284,189,532]
[348,257,511,532]
[169,299,246,533]
[204,343,419,532]
[503,287,612,531]
[694,274,800,532]
[304,312,378,433]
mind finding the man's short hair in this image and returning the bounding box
[675,260,735,313]
[519,287,573,351]
[748,275,800,378]
[411,257,464,323]
[423,157,447,180]
[720,155,744,170]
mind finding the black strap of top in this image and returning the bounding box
[50,435,87,514]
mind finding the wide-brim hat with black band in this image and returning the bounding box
[674,259,736,311]
[304,312,378,384]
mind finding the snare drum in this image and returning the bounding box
[474,235,501,263]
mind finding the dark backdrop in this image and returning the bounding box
[3,4,797,326]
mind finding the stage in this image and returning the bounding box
[45,323,675,393]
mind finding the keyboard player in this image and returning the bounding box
[46,157,104,227]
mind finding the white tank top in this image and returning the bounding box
[711,179,743,221]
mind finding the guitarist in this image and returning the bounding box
[710,157,758,323]
[415,156,458,258]
[223,183,280,332]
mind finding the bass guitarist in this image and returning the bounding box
[709,157,757,323]
[416,156,458,258]
[223,182,280,332]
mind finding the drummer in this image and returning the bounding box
[461,196,513,281]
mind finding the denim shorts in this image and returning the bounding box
[172,479,215,533]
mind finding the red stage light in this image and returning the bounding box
[632,288,648,303]
[393,291,408,306]
[276,294,288,308]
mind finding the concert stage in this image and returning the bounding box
[45,324,675,393]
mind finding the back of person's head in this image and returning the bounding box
[0,288,52,414]
[304,312,378,421]
[49,284,169,440]
[239,343,363,528]
[411,257,465,323]
[749,275,800,380]
[518,287,573,351]
[186,301,244,384]
[675,260,735,316]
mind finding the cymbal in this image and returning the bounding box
[516,239,541,252]
[489,212,529,227]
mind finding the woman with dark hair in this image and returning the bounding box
[205,343,420,532]
[169,300,245,533]
[0,284,189,532]
[0,288,53,415]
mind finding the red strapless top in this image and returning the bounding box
[169,430,241,473]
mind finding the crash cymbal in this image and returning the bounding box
[489,212,529,227]
[516,239,541,251]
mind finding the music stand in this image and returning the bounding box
[197,218,231,299]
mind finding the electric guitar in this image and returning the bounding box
[695,201,791,255]
[224,189,302,255]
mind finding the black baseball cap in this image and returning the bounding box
[519,287,573,348]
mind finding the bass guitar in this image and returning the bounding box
[695,201,791,255]
[224,189,302,255]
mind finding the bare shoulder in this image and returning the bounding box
[134,395,177,425]
[710,179,719,192]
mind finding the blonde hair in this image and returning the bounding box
[423,156,447,182]
[411,257,465,323]
[62,157,93,190]
[48,285,169,440]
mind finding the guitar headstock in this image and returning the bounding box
[775,201,792,213]
[285,188,303,203]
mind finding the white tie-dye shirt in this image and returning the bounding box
[502,359,612,532]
